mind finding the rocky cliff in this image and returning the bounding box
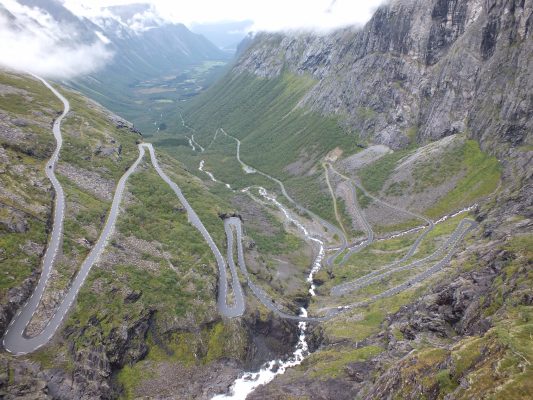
[219,0,533,398]
[235,0,532,153]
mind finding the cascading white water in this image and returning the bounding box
[199,160,232,189]
[212,187,324,399]
[187,136,197,152]
[434,204,477,224]
[212,308,310,400]
[199,160,217,182]
[257,187,325,296]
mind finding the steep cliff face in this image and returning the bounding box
[234,0,532,152]
[227,0,532,253]
[217,1,533,398]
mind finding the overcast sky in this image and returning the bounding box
[0,0,113,78]
[64,0,386,32]
[0,0,385,78]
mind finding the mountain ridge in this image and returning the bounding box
[154,0,531,397]
[0,0,531,398]
[231,0,532,153]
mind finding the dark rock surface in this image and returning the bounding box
[244,310,299,369]
[234,0,533,154]
[0,271,39,339]
[249,216,531,398]
[395,249,511,339]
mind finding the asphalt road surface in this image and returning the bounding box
[3,77,145,355]
[3,79,477,355]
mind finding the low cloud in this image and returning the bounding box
[0,0,113,79]
[65,0,386,33]
[242,0,386,32]
[0,0,387,79]
[65,2,165,34]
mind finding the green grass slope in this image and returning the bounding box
[163,72,360,176]
[152,72,361,224]
[0,70,267,398]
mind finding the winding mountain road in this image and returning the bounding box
[220,129,348,266]
[3,79,479,355]
[3,79,245,355]
[338,218,476,311]
[3,77,146,355]
[326,163,434,266]
[197,128,477,320]
[331,218,475,297]
[143,144,245,318]
[332,180,375,265]
[322,163,377,266]
[195,127,477,318]
[225,218,330,322]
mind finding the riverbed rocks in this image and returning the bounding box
[248,376,356,400]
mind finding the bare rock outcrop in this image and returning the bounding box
[234,0,533,154]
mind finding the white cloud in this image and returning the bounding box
[0,0,385,79]
[64,0,385,32]
[0,0,113,79]
[72,3,165,33]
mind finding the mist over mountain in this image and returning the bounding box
[0,0,227,78]
[0,0,229,133]
[82,2,168,34]
[0,0,111,78]
[190,20,253,52]
[103,3,153,22]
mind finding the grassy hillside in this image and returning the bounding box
[357,138,500,214]
[166,72,359,176]
[152,72,362,225]
[0,72,65,302]
[0,70,264,397]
